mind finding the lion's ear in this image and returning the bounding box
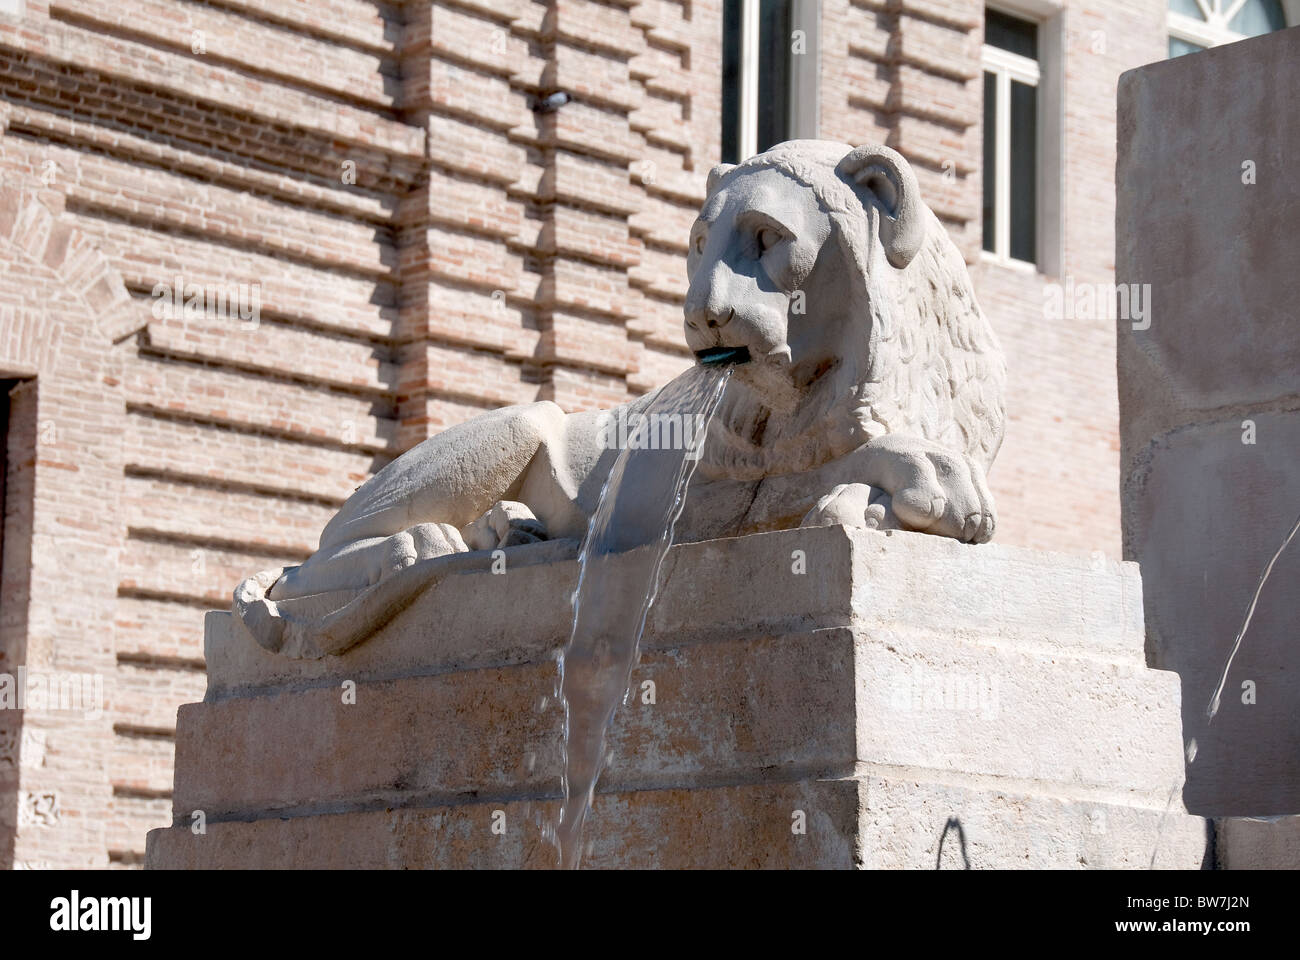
[706,163,736,195]
[836,145,924,269]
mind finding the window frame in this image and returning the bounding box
[981,33,1041,272]
[1168,0,1290,52]
[979,1,1064,278]
[724,0,820,163]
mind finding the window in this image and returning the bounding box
[1167,0,1290,58]
[721,0,819,163]
[982,9,1040,266]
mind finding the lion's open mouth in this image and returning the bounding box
[694,346,751,366]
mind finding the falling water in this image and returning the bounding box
[1205,508,1300,721]
[551,363,732,869]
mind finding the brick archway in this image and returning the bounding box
[0,182,140,868]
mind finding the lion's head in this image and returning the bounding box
[684,140,1006,482]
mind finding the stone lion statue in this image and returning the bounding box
[235,140,1006,658]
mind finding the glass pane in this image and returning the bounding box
[1009,79,1036,264]
[756,0,792,153]
[1168,36,1205,57]
[985,9,1038,60]
[982,71,996,254]
[1167,0,1205,20]
[722,0,742,163]
[1229,0,1286,36]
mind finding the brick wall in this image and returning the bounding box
[0,0,1162,865]
[2,0,415,867]
[0,180,132,868]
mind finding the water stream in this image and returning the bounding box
[1205,508,1300,722]
[550,363,732,869]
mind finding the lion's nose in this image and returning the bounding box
[685,304,732,332]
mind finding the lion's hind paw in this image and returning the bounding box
[462,501,549,551]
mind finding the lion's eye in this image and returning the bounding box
[693,233,706,255]
[757,226,782,253]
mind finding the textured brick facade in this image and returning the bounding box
[0,0,1163,866]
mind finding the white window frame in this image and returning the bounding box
[731,0,820,161]
[1168,0,1291,50]
[979,1,1064,278]
[980,42,1040,271]
[736,0,760,161]
[788,0,820,143]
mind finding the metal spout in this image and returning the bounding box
[694,345,751,366]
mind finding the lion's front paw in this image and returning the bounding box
[461,500,549,551]
[866,437,996,544]
[800,483,901,532]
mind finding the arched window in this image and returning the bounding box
[1168,0,1291,58]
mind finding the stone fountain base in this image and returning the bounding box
[145,526,1207,869]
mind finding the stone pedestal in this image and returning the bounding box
[1117,27,1300,828]
[146,526,1206,869]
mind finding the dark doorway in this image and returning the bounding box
[0,377,36,868]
